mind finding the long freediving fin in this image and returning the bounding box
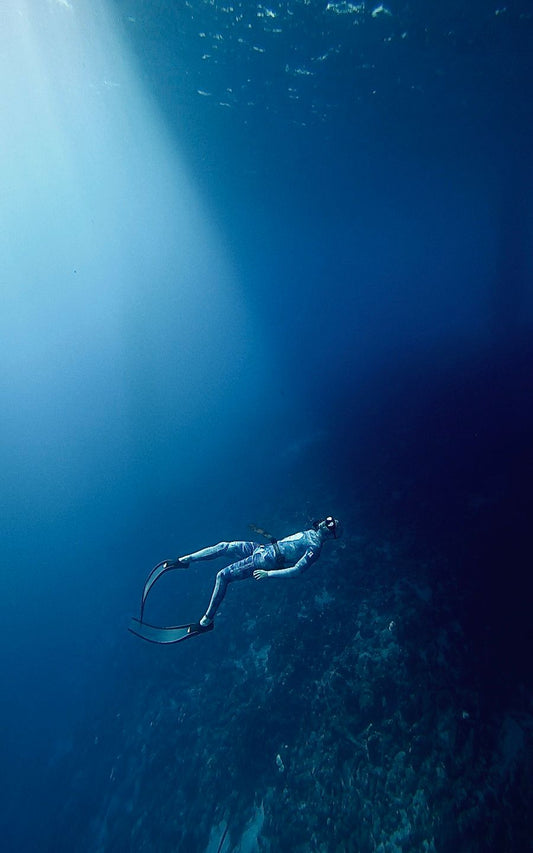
[140,558,186,621]
[128,617,212,644]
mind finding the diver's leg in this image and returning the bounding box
[200,555,255,625]
[181,541,256,565]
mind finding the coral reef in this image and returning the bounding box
[52,526,532,852]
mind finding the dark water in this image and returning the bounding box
[1,1,532,850]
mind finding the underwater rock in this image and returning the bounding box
[50,521,532,852]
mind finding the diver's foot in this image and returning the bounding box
[188,619,214,634]
[176,557,190,568]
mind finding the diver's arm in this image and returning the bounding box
[254,548,320,580]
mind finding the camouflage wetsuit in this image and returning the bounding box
[182,528,324,622]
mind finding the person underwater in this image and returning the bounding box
[129,517,343,645]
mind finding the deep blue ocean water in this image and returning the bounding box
[1,1,532,850]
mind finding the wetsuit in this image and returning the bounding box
[183,529,323,622]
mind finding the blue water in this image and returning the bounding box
[1,1,532,850]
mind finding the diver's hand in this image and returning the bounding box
[253,569,269,580]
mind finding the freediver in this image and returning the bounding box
[180,516,343,634]
[130,516,342,644]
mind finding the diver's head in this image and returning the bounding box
[313,516,343,540]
